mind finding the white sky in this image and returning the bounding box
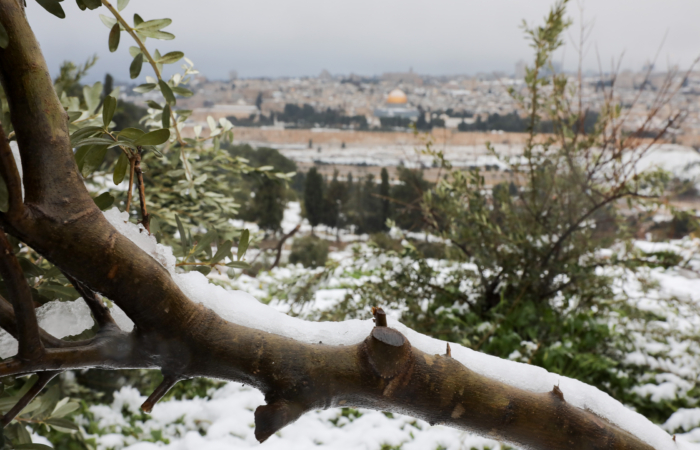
[25,0,700,82]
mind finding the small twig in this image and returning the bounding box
[0,124,23,216]
[141,374,180,413]
[1,371,59,427]
[64,273,116,329]
[134,149,150,232]
[124,156,136,213]
[0,229,43,361]
[270,224,300,270]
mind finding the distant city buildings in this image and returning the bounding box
[119,67,700,137]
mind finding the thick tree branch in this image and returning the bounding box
[0,228,43,360]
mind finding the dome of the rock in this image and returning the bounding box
[386,89,408,104]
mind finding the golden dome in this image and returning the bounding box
[386,89,408,104]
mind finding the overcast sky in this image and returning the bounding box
[25,0,700,83]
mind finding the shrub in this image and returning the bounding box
[289,236,329,268]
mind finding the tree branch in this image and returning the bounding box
[270,223,300,270]
[64,272,116,329]
[0,293,76,349]
[0,123,23,217]
[134,150,149,232]
[0,228,43,360]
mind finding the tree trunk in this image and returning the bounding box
[0,2,660,449]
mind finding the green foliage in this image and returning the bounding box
[289,236,329,268]
[1,376,81,449]
[304,167,325,229]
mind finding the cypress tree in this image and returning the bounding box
[380,168,391,230]
[304,167,324,232]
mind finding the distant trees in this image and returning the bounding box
[298,166,428,234]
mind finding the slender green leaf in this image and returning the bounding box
[74,137,118,148]
[134,18,172,31]
[133,13,143,26]
[158,51,184,64]
[162,103,170,128]
[171,86,193,97]
[194,229,217,255]
[226,261,250,269]
[67,111,82,123]
[129,52,143,79]
[210,240,232,265]
[46,418,79,433]
[15,444,56,450]
[118,127,145,140]
[128,45,141,57]
[133,128,170,146]
[117,0,129,11]
[80,145,109,177]
[83,82,103,112]
[0,22,8,49]
[133,83,156,93]
[51,400,79,419]
[93,192,115,210]
[36,0,66,19]
[108,23,120,52]
[70,126,103,147]
[237,229,249,261]
[82,0,101,9]
[146,100,163,110]
[37,284,80,300]
[113,152,129,185]
[159,80,176,105]
[193,266,212,276]
[175,214,188,253]
[76,0,86,11]
[137,29,175,40]
[99,14,116,29]
[102,95,117,127]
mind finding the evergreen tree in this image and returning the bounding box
[304,167,325,232]
[324,170,347,237]
[250,177,286,233]
[379,168,391,230]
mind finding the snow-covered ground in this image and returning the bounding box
[3,204,700,449]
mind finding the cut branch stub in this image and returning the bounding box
[365,307,412,380]
[254,400,307,443]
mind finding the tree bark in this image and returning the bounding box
[0,2,659,449]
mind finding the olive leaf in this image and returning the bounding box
[35,0,66,19]
[108,23,120,52]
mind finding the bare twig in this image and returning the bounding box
[64,272,116,329]
[270,224,300,270]
[141,374,181,413]
[134,150,150,232]
[124,156,136,214]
